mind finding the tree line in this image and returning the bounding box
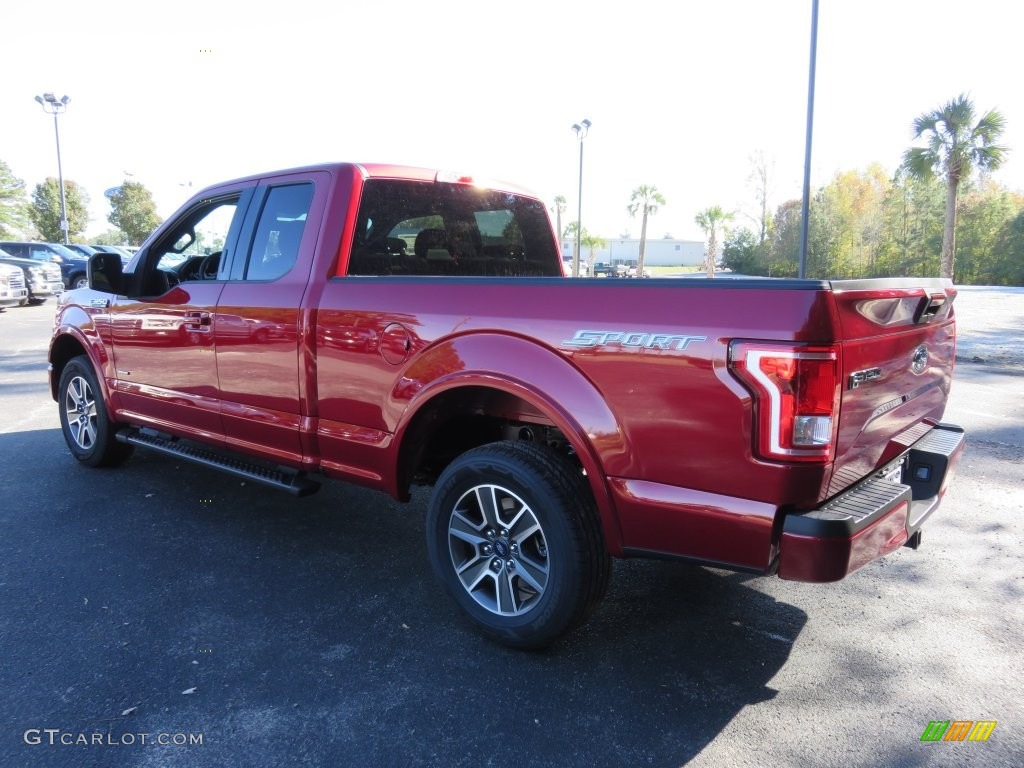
[580,95,1019,285]
[0,160,162,246]
[723,93,1018,284]
[721,167,1022,285]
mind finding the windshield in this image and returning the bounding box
[49,243,85,260]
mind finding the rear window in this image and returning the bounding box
[347,180,559,277]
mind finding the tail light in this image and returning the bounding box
[729,341,841,463]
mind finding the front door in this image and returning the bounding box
[108,189,253,443]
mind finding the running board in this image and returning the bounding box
[116,429,320,497]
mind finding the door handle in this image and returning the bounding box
[184,311,212,330]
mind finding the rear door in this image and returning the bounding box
[214,171,328,466]
[826,279,957,497]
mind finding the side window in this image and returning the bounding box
[244,184,314,281]
[136,197,241,296]
[155,202,238,270]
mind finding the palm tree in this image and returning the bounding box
[563,221,583,276]
[553,195,567,242]
[627,185,665,276]
[694,206,734,278]
[581,232,606,275]
[902,94,1007,279]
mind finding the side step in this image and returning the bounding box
[116,428,320,497]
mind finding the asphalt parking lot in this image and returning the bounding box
[1,289,1021,767]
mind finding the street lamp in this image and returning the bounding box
[34,92,71,244]
[798,0,819,279]
[571,119,592,277]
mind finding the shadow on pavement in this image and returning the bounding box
[3,428,805,767]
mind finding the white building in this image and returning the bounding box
[561,237,704,267]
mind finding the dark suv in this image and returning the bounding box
[0,241,90,290]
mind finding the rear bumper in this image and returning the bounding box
[777,423,965,582]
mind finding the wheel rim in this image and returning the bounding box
[64,375,98,450]
[74,277,88,289]
[447,484,549,617]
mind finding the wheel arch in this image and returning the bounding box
[67,269,88,288]
[392,333,628,554]
[49,328,111,411]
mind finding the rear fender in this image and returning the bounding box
[392,333,628,554]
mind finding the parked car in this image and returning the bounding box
[592,261,613,276]
[560,255,590,276]
[0,241,90,290]
[626,265,651,278]
[51,161,964,649]
[0,262,28,308]
[0,248,64,305]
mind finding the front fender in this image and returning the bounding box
[49,301,114,413]
[391,333,629,553]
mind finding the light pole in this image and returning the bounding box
[34,92,71,244]
[798,0,819,279]
[571,119,591,277]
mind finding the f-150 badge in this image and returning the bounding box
[563,330,707,350]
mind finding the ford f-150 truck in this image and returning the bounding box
[49,162,964,648]
[0,262,29,308]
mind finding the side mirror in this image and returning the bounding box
[88,252,123,293]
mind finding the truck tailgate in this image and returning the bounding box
[826,279,957,497]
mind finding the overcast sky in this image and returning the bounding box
[2,0,1021,241]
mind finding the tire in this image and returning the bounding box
[58,356,133,467]
[426,441,610,649]
[71,274,89,290]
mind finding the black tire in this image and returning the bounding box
[70,273,88,290]
[57,356,133,467]
[426,441,610,649]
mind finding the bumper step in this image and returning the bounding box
[783,477,911,538]
[116,429,320,496]
[777,422,965,582]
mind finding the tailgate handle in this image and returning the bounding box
[915,294,946,324]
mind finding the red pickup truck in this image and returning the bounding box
[49,162,964,648]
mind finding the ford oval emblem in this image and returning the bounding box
[911,345,929,375]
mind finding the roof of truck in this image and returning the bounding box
[196,162,537,198]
